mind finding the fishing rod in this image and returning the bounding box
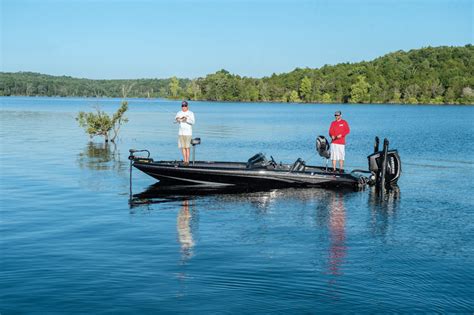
[152,100,191,124]
[152,100,178,115]
[147,100,180,126]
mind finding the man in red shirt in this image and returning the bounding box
[329,110,350,172]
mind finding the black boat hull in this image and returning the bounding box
[133,160,363,189]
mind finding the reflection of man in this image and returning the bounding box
[177,200,194,260]
[328,192,346,276]
[175,101,195,166]
[329,110,350,173]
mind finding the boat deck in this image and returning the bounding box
[151,160,337,174]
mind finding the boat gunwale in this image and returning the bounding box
[133,160,357,181]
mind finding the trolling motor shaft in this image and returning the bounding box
[128,149,153,204]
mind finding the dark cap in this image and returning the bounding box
[181,101,188,107]
[334,110,342,116]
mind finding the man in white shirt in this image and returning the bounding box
[175,101,195,166]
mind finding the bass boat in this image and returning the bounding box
[129,136,401,190]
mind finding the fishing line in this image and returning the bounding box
[152,100,185,127]
[154,100,199,137]
[153,100,178,117]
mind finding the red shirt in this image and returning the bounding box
[329,119,350,145]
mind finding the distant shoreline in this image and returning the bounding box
[1,45,473,105]
[1,95,471,106]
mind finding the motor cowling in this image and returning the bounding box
[316,136,331,159]
[367,149,402,185]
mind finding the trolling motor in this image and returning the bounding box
[128,149,152,162]
[316,135,331,170]
[367,137,402,191]
[191,137,201,165]
[128,149,153,203]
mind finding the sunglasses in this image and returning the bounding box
[335,114,340,117]
[181,105,188,107]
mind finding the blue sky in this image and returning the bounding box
[1,0,472,79]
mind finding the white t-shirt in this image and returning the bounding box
[175,110,195,136]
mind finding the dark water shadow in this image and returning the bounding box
[368,185,401,238]
[129,183,359,209]
[129,183,264,210]
[77,142,127,172]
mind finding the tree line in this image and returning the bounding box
[1,45,473,104]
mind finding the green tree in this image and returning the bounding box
[350,75,370,103]
[76,101,129,142]
[444,87,456,104]
[168,76,180,98]
[299,76,312,102]
[258,81,270,101]
[321,93,332,103]
[461,87,474,104]
[288,90,301,102]
[392,88,402,103]
[185,80,201,100]
[430,96,444,104]
[403,84,420,103]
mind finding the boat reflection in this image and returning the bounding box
[129,183,272,208]
[130,182,358,208]
[133,183,262,197]
[130,183,401,299]
[368,185,401,237]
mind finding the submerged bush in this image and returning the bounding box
[76,100,128,142]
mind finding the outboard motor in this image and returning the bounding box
[367,138,402,188]
[316,135,331,159]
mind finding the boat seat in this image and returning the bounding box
[290,158,306,172]
[246,152,268,169]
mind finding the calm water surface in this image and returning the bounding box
[1,97,473,313]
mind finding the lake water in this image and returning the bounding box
[1,97,473,313]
